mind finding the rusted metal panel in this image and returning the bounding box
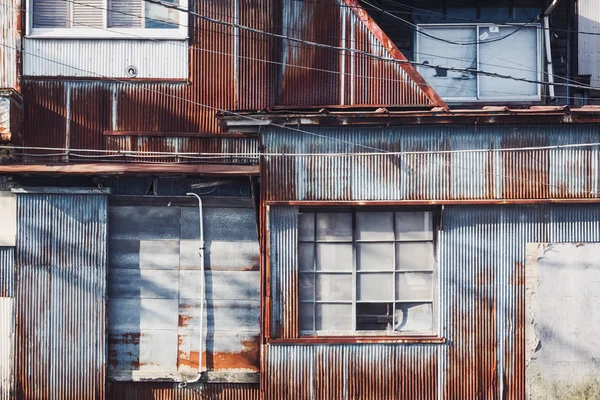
[262,125,600,202]
[0,298,14,400]
[14,191,108,399]
[0,0,20,91]
[265,204,600,399]
[108,203,260,380]
[23,40,188,79]
[0,247,13,298]
[106,382,260,400]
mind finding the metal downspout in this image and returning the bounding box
[179,193,206,388]
[543,0,562,99]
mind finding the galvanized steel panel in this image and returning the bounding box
[0,248,13,298]
[267,204,600,399]
[578,0,600,87]
[14,192,108,400]
[262,125,600,201]
[23,39,188,79]
[0,0,19,89]
[0,298,14,400]
[108,203,260,380]
[0,191,16,246]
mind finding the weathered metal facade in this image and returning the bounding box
[266,203,600,399]
[14,189,108,399]
[262,125,600,202]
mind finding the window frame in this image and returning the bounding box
[25,0,189,39]
[415,22,542,102]
[297,207,441,338]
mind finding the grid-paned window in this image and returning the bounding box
[28,0,187,38]
[298,210,437,336]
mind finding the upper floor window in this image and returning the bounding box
[416,24,541,102]
[298,209,438,336]
[27,0,188,38]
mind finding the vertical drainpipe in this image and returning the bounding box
[543,0,562,100]
[179,193,205,388]
[340,7,346,105]
[64,83,71,161]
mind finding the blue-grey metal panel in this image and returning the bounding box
[269,206,298,338]
[15,192,108,400]
[0,298,14,400]
[262,125,600,201]
[0,248,13,297]
[267,204,600,399]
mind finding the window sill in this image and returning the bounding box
[268,336,446,345]
[26,28,188,40]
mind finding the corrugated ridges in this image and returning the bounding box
[0,247,13,297]
[106,382,260,399]
[15,193,108,400]
[0,298,14,400]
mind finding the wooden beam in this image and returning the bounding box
[0,163,259,176]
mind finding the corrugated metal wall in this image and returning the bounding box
[0,298,14,400]
[266,204,600,399]
[262,125,600,201]
[107,382,260,399]
[14,191,108,400]
[578,0,600,87]
[0,0,19,90]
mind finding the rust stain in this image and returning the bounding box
[177,337,260,372]
[178,314,192,328]
[510,262,526,285]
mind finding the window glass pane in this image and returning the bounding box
[299,243,315,271]
[416,27,477,99]
[33,0,68,28]
[316,213,352,241]
[479,27,538,97]
[299,273,315,301]
[356,303,393,331]
[357,272,393,301]
[357,243,394,271]
[356,212,394,240]
[396,242,434,271]
[109,0,143,28]
[316,304,352,331]
[145,0,180,29]
[298,212,315,241]
[316,273,352,301]
[396,272,434,301]
[395,211,433,241]
[394,302,433,333]
[299,303,314,332]
[316,243,352,272]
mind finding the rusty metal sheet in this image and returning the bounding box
[14,191,108,399]
[106,382,260,400]
[0,247,13,298]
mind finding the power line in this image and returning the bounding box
[141,0,600,92]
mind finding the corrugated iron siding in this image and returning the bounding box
[14,193,108,400]
[0,247,13,297]
[266,204,600,399]
[578,0,600,87]
[0,0,19,90]
[262,125,600,201]
[0,298,14,400]
[107,382,260,400]
[22,0,433,151]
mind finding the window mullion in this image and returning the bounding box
[312,213,316,333]
[103,0,108,29]
[476,25,481,100]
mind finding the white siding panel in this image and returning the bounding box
[23,39,188,79]
[0,298,13,400]
[0,0,20,88]
[578,0,600,86]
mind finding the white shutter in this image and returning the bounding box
[108,0,143,28]
[33,0,69,28]
[72,0,104,28]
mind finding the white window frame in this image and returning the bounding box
[416,23,542,102]
[25,0,188,39]
[298,208,440,337]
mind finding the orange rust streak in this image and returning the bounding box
[178,338,260,371]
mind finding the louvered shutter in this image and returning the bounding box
[33,0,68,28]
[108,0,143,28]
[72,0,104,28]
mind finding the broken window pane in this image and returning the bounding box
[316,303,352,331]
[396,272,434,302]
[298,212,315,241]
[356,303,393,331]
[356,212,394,240]
[299,243,315,271]
[357,243,394,271]
[316,273,352,301]
[316,213,352,241]
[396,242,434,271]
[395,211,434,241]
[357,272,393,301]
[394,302,433,333]
[316,243,352,272]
